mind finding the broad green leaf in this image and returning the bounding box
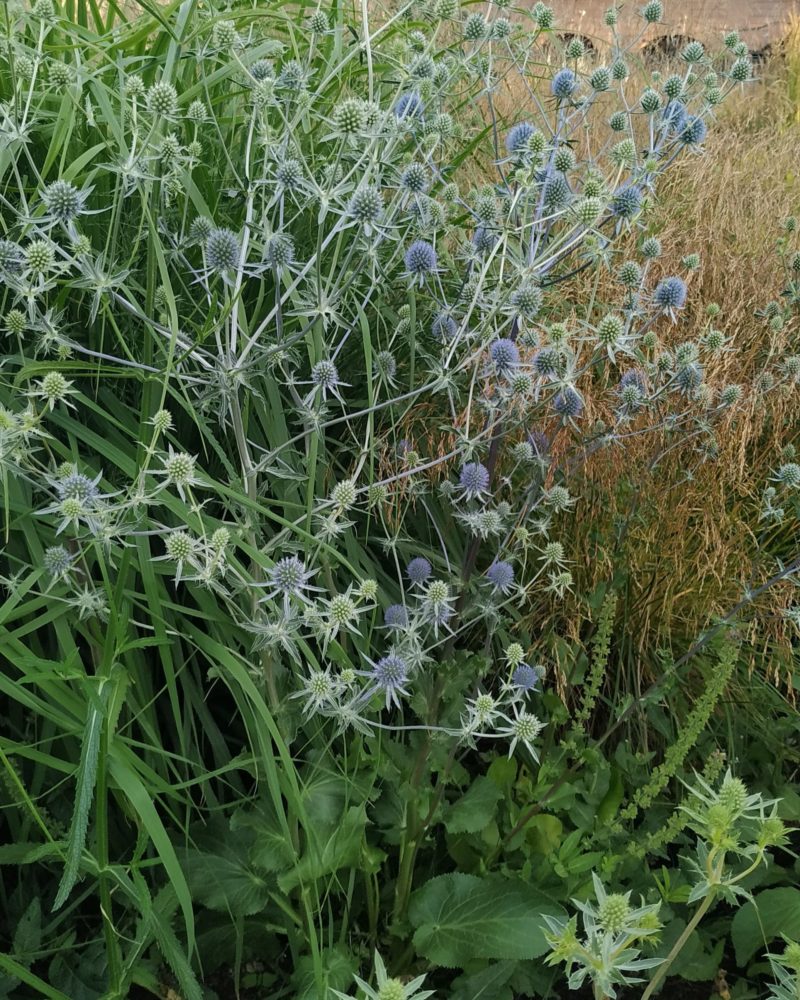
[409,874,565,968]
[445,777,502,835]
[182,845,273,916]
[278,805,367,894]
[449,961,516,1000]
[731,888,800,965]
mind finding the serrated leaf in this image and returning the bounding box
[450,961,516,1000]
[12,897,41,960]
[409,874,565,968]
[731,888,800,966]
[445,777,502,834]
[54,699,103,910]
[278,805,366,893]
[182,846,272,916]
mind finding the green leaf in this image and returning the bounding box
[409,874,565,968]
[449,961,516,1000]
[182,846,273,917]
[445,777,502,834]
[731,888,800,965]
[278,805,367,893]
[53,698,103,910]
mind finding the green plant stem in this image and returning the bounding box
[96,723,122,997]
[641,889,716,1000]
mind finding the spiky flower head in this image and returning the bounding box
[459,461,490,500]
[504,121,535,159]
[641,236,662,259]
[563,35,585,58]
[432,311,458,341]
[369,653,410,708]
[617,260,642,287]
[44,545,73,578]
[407,556,433,585]
[490,338,520,376]
[654,275,687,311]
[384,604,409,628]
[611,185,642,219]
[719,384,743,407]
[543,175,571,211]
[679,115,708,145]
[332,98,367,135]
[598,893,632,934]
[597,313,624,346]
[373,351,397,382]
[675,362,704,395]
[533,2,554,28]
[641,0,663,19]
[151,408,173,434]
[394,91,424,120]
[0,239,23,274]
[42,180,83,222]
[553,386,583,418]
[377,980,406,1000]
[308,9,329,32]
[276,158,303,189]
[486,560,515,594]
[38,371,71,407]
[205,228,240,272]
[775,463,800,488]
[349,186,383,227]
[26,240,56,273]
[551,67,577,99]
[682,40,705,63]
[512,663,542,692]
[5,309,26,336]
[146,81,178,117]
[533,347,565,379]
[512,283,543,318]
[640,87,661,113]
[554,146,577,173]
[330,477,357,511]
[589,66,611,91]
[404,240,437,280]
[266,234,294,269]
[463,12,487,39]
[268,555,314,603]
[574,196,603,227]
[401,162,429,194]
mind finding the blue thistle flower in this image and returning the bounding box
[384,603,410,628]
[611,184,643,219]
[505,121,534,154]
[553,386,583,418]
[619,368,648,393]
[406,556,433,585]
[432,311,458,341]
[654,276,687,311]
[459,461,491,500]
[264,555,315,610]
[512,663,542,692]
[368,653,410,709]
[490,338,520,376]
[551,67,577,99]
[679,115,707,145]
[404,240,438,282]
[473,227,498,253]
[486,560,515,594]
[394,92,424,120]
[661,99,688,132]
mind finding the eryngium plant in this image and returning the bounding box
[0,0,793,994]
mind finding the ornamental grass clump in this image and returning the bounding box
[0,0,797,995]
